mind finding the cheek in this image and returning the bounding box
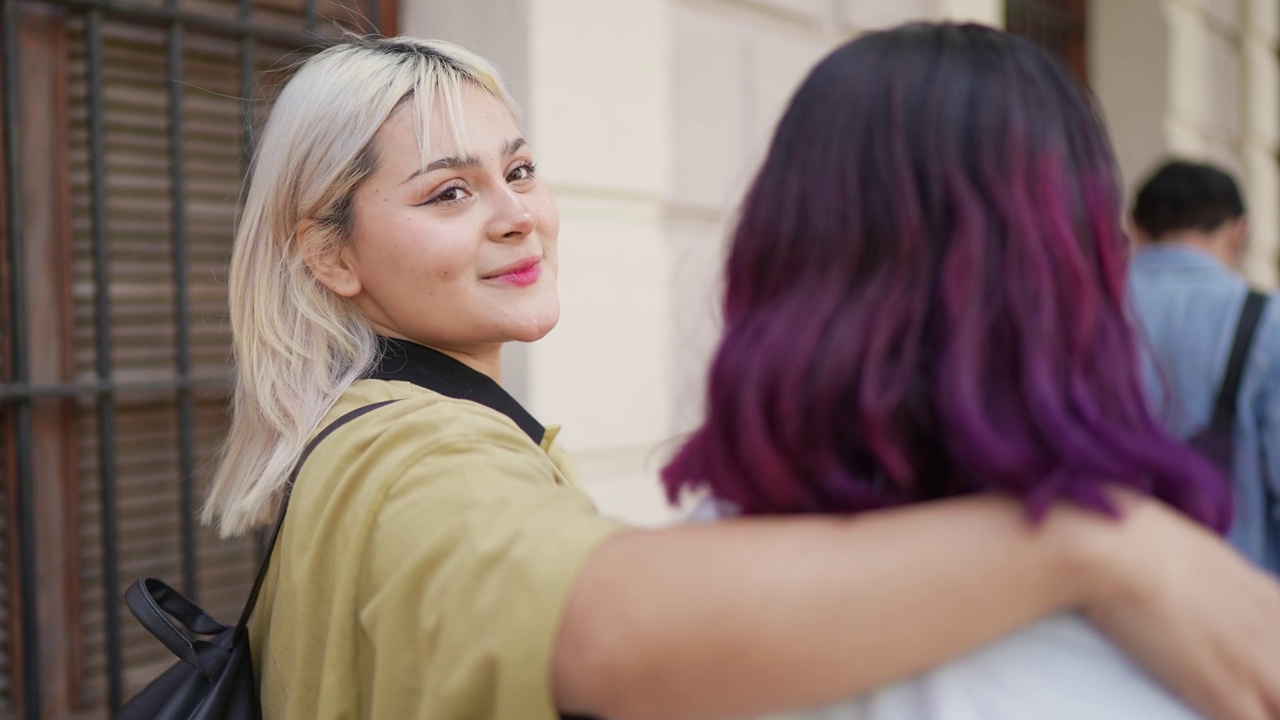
[536,195,560,254]
[541,196,560,232]
[527,184,558,231]
[374,219,475,283]
[422,256,469,290]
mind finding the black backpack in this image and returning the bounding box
[115,399,398,719]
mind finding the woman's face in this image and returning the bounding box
[327,83,560,376]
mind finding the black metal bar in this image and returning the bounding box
[86,8,124,711]
[0,374,232,401]
[166,5,198,602]
[366,0,380,35]
[238,0,255,169]
[2,1,44,717]
[303,0,316,34]
[33,0,326,47]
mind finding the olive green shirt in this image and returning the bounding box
[249,346,625,719]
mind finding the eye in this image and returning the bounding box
[422,183,471,206]
[507,161,538,184]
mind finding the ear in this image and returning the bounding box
[1126,220,1151,246]
[1227,216,1249,261]
[299,219,363,299]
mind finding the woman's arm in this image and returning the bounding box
[552,494,1280,720]
[1073,494,1280,720]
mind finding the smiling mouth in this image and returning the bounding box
[483,258,542,287]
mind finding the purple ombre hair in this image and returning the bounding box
[662,23,1231,532]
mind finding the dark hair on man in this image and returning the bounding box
[1131,160,1245,240]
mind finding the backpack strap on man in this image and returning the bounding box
[1209,290,1268,434]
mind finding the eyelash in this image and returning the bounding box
[425,184,468,206]
[421,162,539,206]
[508,161,538,182]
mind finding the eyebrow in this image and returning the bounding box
[399,137,529,185]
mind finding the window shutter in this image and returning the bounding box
[2,1,388,713]
[1005,0,1090,83]
[66,17,254,705]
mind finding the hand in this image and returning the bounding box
[1062,494,1280,720]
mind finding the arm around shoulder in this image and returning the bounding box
[552,493,1280,720]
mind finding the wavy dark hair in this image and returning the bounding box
[662,23,1231,532]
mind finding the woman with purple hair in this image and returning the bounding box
[664,23,1267,720]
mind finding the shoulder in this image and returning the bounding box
[1257,289,1280,328]
[292,379,569,521]
[1239,295,1280,415]
[326,378,539,450]
[1249,291,1280,376]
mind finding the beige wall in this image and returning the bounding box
[401,0,1279,526]
[540,0,992,526]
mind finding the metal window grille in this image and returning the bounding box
[1006,0,1090,83]
[0,0,391,716]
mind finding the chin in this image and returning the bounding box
[507,306,560,343]
[512,318,558,343]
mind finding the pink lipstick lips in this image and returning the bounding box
[484,258,541,287]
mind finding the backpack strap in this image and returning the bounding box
[234,398,401,632]
[1209,290,1268,434]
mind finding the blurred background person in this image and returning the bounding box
[1128,159,1280,574]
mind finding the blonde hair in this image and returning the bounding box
[204,37,519,537]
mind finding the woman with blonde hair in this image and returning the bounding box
[207,35,1280,720]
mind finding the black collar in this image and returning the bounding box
[365,336,545,445]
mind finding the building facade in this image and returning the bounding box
[406,0,1278,529]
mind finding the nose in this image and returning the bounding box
[488,185,536,243]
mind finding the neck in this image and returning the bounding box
[374,330,503,382]
[367,336,544,444]
[1151,232,1236,268]
[433,346,503,383]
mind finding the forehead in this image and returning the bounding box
[374,84,519,166]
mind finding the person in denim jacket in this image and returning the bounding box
[1128,159,1280,574]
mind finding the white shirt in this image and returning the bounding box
[686,499,1204,720]
[756,613,1203,720]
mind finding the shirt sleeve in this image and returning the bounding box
[355,431,626,720]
